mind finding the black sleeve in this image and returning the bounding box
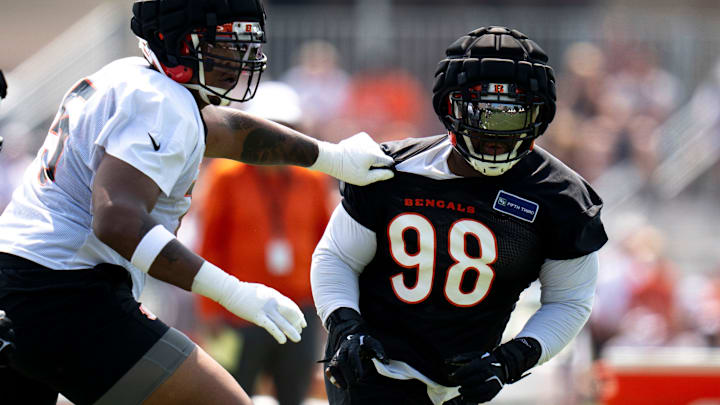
[546,204,608,260]
[542,172,609,260]
[340,181,380,232]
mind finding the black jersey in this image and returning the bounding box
[340,135,607,386]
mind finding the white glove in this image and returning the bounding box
[192,262,307,344]
[310,132,395,186]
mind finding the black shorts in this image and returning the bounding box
[0,253,194,405]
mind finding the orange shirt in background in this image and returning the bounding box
[195,160,331,326]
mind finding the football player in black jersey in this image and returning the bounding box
[311,26,608,405]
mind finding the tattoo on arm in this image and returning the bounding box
[150,239,202,291]
[209,107,321,165]
[159,240,183,265]
[240,128,318,166]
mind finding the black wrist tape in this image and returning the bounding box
[325,308,366,352]
[496,337,542,383]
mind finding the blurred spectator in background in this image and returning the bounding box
[678,260,720,348]
[335,67,427,143]
[560,42,608,120]
[282,41,351,138]
[195,81,331,405]
[695,268,720,346]
[606,46,680,121]
[604,225,679,347]
[543,41,679,183]
[591,220,704,358]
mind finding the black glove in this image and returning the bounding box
[321,308,389,389]
[0,310,16,367]
[446,337,542,404]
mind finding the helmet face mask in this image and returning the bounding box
[449,82,543,175]
[183,21,267,105]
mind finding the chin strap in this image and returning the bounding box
[182,83,231,106]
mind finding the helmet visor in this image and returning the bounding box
[451,97,542,162]
[453,100,540,132]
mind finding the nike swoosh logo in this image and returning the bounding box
[148,133,160,151]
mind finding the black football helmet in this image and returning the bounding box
[131,0,267,106]
[432,26,556,176]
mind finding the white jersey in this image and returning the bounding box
[0,57,205,298]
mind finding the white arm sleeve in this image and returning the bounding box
[516,252,599,365]
[311,204,377,326]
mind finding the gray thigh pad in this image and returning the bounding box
[94,327,196,405]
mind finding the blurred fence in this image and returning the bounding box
[265,2,720,95]
[3,2,720,133]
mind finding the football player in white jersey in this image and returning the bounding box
[0,1,393,404]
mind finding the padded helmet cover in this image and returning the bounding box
[131,0,266,68]
[432,26,557,136]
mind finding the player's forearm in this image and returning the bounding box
[98,212,305,343]
[311,248,362,325]
[203,106,319,166]
[517,300,591,364]
[94,208,306,343]
[147,239,205,290]
[93,209,203,290]
[517,253,598,364]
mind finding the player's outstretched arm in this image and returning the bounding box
[91,154,306,344]
[202,106,394,186]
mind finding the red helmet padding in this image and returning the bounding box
[163,65,193,83]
